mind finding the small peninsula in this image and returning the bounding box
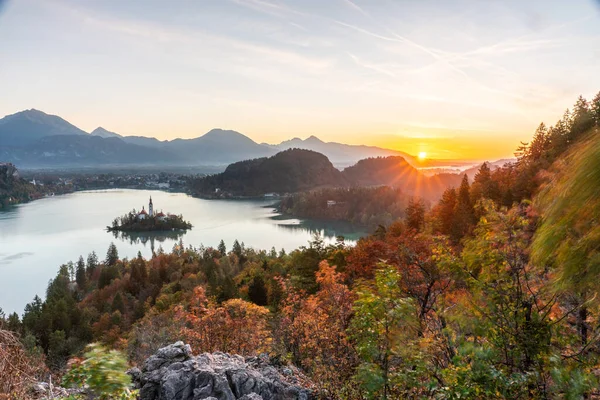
[107,196,192,232]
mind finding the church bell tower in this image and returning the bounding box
[149,196,154,217]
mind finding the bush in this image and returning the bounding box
[62,343,136,400]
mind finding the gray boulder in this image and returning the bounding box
[135,342,312,400]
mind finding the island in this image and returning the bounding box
[107,196,192,232]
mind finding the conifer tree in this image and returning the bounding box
[218,240,227,256]
[405,198,425,232]
[436,188,457,235]
[75,255,86,289]
[86,251,98,276]
[451,174,475,242]
[105,243,119,267]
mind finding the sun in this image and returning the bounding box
[418,151,427,160]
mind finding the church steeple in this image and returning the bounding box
[149,196,154,217]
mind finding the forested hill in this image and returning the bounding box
[341,156,462,199]
[189,148,348,197]
[0,163,58,208]
[189,150,461,199]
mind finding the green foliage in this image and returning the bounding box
[280,186,411,229]
[63,343,137,400]
[108,209,192,232]
[349,265,416,399]
[533,129,600,294]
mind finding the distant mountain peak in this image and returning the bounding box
[305,135,324,143]
[91,127,122,138]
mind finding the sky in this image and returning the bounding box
[0,0,599,160]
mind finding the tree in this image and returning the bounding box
[87,251,99,276]
[471,162,500,204]
[280,261,357,395]
[111,293,125,314]
[76,255,87,289]
[591,91,600,126]
[405,197,425,232]
[349,265,416,399]
[570,95,594,141]
[451,174,475,242]
[176,287,271,356]
[435,188,457,235]
[232,239,242,257]
[247,275,268,306]
[105,243,119,266]
[218,239,227,256]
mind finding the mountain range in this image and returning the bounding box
[0,109,412,168]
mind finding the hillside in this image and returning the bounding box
[0,163,68,208]
[341,156,462,199]
[189,148,348,197]
[189,151,462,199]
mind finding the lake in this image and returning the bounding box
[0,189,367,314]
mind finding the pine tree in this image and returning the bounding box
[248,276,268,306]
[471,162,500,204]
[232,240,242,257]
[105,243,119,266]
[451,175,475,242]
[591,91,600,126]
[86,251,99,276]
[75,255,87,289]
[436,188,457,235]
[570,95,594,141]
[111,293,125,314]
[218,240,227,256]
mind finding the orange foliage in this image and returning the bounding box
[175,286,271,356]
[280,261,357,392]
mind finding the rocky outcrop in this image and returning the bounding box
[133,342,313,400]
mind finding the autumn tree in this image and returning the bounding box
[279,261,357,395]
[176,286,271,356]
[405,197,426,232]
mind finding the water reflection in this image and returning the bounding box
[274,217,369,241]
[111,230,187,254]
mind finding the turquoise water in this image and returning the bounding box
[0,189,365,313]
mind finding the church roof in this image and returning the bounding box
[156,211,165,217]
[139,208,148,215]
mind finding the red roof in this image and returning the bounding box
[156,211,165,217]
[139,209,148,215]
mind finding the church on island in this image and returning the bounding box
[108,196,192,232]
[137,196,168,222]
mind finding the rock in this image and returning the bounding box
[239,394,263,400]
[135,343,313,400]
